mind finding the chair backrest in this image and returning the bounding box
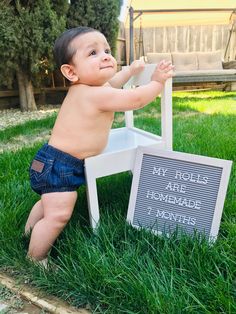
[123,64,158,87]
[122,64,173,150]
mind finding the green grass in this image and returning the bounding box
[0,90,236,313]
[0,114,57,143]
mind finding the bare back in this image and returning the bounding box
[49,84,114,159]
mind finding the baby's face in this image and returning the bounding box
[70,31,117,85]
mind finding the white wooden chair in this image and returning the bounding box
[85,64,173,229]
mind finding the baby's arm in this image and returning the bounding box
[108,60,145,89]
[92,61,174,112]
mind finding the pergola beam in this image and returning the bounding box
[133,8,235,14]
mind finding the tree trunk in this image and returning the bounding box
[16,68,37,111]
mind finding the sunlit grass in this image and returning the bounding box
[0,90,235,313]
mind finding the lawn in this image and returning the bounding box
[0,90,235,313]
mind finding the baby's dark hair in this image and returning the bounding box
[53,26,99,68]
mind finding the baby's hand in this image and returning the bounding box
[151,60,175,84]
[129,60,145,76]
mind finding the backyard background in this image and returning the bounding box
[1,0,236,110]
[0,0,236,313]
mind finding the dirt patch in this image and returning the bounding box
[0,283,48,314]
[0,273,90,314]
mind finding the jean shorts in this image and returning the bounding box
[29,144,85,195]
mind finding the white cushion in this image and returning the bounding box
[146,52,172,64]
[197,51,223,70]
[172,52,198,71]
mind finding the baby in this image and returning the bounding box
[25,26,174,264]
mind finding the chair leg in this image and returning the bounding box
[86,176,100,230]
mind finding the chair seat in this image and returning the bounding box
[85,127,165,178]
[103,127,163,154]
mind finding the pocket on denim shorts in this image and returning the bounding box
[30,154,54,193]
[58,163,85,188]
[59,165,74,187]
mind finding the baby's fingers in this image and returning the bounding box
[158,60,172,69]
[166,64,175,72]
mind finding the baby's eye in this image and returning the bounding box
[89,50,96,56]
[105,48,111,54]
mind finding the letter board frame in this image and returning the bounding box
[127,147,232,241]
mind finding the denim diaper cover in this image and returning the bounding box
[29,144,85,195]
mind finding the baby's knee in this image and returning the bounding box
[49,210,72,227]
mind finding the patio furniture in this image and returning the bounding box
[145,51,236,85]
[84,64,173,229]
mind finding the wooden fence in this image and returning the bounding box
[123,24,236,63]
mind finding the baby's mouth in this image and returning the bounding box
[100,65,113,69]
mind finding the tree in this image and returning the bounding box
[0,0,68,111]
[67,0,123,54]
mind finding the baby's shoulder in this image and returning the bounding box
[66,84,114,108]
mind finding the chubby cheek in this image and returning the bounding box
[111,57,117,71]
[80,60,99,76]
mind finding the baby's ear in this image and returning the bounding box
[60,64,79,82]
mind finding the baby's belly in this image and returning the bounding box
[49,132,110,159]
[78,140,109,158]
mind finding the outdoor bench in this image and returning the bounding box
[144,51,236,88]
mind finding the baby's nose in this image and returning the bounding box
[102,53,110,61]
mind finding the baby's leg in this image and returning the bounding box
[28,191,77,261]
[25,200,44,234]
